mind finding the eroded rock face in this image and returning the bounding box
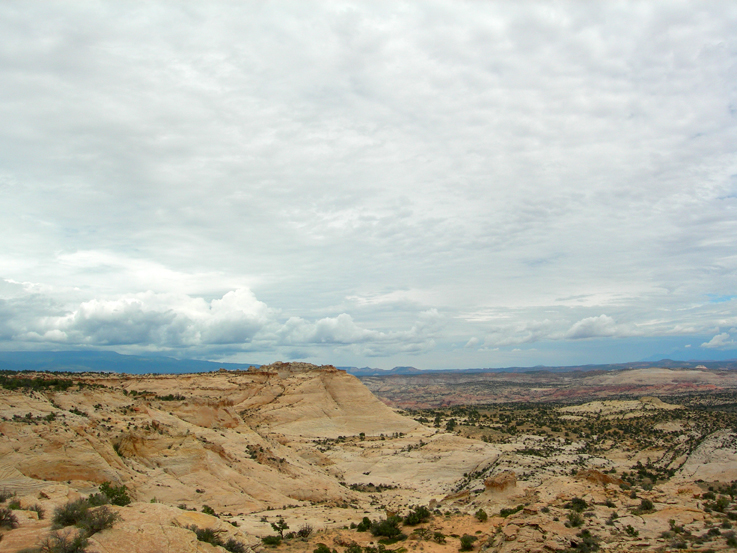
[575,469,623,486]
[485,471,517,493]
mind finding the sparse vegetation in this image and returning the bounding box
[403,505,431,525]
[459,534,477,551]
[38,531,89,553]
[188,525,248,553]
[98,482,131,506]
[0,507,19,529]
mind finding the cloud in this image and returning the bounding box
[701,332,737,349]
[564,315,619,340]
[1,4,737,367]
[1,283,443,359]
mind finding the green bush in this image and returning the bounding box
[459,534,477,551]
[567,511,584,528]
[262,536,282,546]
[0,489,14,502]
[38,531,88,553]
[76,506,119,536]
[573,529,600,552]
[404,506,431,526]
[202,505,217,516]
[625,525,639,537]
[474,509,487,522]
[370,516,403,538]
[314,544,332,553]
[356,516,371,532]
[270,517,289,538]
[52,500,118,536]
[99,482,131,506]
[189,525,247,553]
[0,507,19,529]
[190,526,223,545]
[53,499,90,528]
[636,498,654,513]
[499,505,523,518]
[8,499,21,510]
[565,498,588,513]
[86,493,109,507]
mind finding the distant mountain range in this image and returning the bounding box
[342,358,737,376]
[1,350,736,375]
[0,350,259,374]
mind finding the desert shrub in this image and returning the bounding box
[53,499,90,528]
[404,506,431,525]
[624,525,639,537]
[571,529,600,552]
[727,534,737,547]
[474,509,488,522]
[190,526,223,545]
[499,505,523,518]
[187,524,247,552]
[202,505,217,516]
[0,507,19,529]
[370,516,402,538]
[38,531,89,553]
[224,538,248,553]
[261,536,282,546]
[98,482,131,506]
[297,524,313,538]
[76,506,119,536]
[29,503,45,519]
[566,511,584,528]
[636,498,654,514]
[565,498,588,513]
[459,534,477,551]
[345,544,363,553]
[270,517,289,538]
[604,500,616,508]
[0,489,14,502]
[86,494,109,507]
[8,498,21,510]
[355,516,371,532]
[314,544,332,553]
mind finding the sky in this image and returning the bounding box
[1,1,737,370]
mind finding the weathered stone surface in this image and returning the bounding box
[484,471,516,493]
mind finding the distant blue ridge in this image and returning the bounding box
[1,350,736,375]
[0,350,258,374]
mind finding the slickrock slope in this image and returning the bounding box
[0,363,500,551]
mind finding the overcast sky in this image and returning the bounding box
[1,1,737,369]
